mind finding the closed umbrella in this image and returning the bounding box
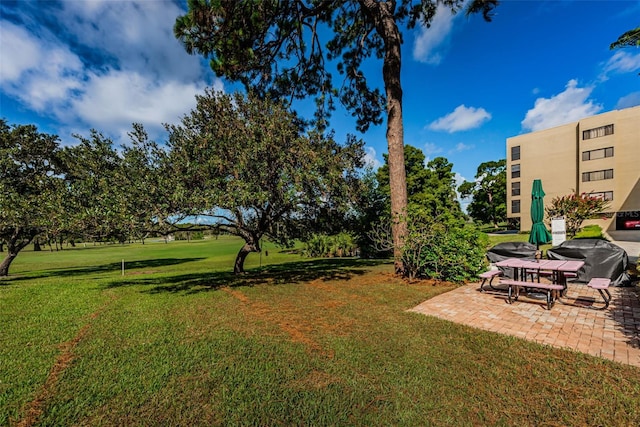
[528,179,552,249]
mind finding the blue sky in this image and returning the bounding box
[2,0,639,196]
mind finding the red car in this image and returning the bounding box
[624,219,640,229]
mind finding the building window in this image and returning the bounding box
[582,124,614,140]
[511,145,520,161]
[511,164,520,179]
[511,181,520,196]
[582,147,614,161]
[582,169,614,182]
[511,200,521,214]
[588,191,613,201]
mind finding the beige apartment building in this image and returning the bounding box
[506,105,640,234]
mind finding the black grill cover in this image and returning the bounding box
[486,242,537,279]
[547,239,631,287]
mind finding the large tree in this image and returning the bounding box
[174,0,499,273]
[0,120,64,276]
[119,124,180,243]
[57,131,131,243]
[165,90,365,273]
[377,145,464,223]
[458,159,506,228]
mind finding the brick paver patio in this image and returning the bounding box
[409,281,640,367]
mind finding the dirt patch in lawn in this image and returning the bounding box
[16,295,117,427]
[221,269,450,359]
[222,287,330,357]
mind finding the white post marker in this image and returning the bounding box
[551,217,566,247]
[122,259,125,276]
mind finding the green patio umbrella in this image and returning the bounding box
[528,179,552,249]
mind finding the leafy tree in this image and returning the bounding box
[417,156,465,223]
[58,130,131,243]
[60,127,186,245]
[120,124,179,243]
[545,191,611,238]
[38,177,70,251]
[377,145,464,224]
[0,120,64,276]
[352,168,388,258]
[610,26,640,49]
[165,90,365,273]
[377,145,428,200]
[174,0,499,273]
[372,145,473,278]
[458,159,506,228]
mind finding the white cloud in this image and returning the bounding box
[71,70,209,130]
[0,20,84,111]
[412,5,456,64]
[363,146,382,170]
[55,0,206,82]
[0,21,41,81]
[521,79,602,132]
[449,142,474,154]
[422,142,443,158]
[454,171,467,189]
[0,1,220,141]
[600,50,640,80]
[428,105,491,133]
[617,91,640,109]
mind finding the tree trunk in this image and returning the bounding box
[366,1,408,274]
[33,239,42,251]
[0,229,36,276]
[233,238,260,274]
[0,252,18,277]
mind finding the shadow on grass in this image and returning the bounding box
[0,258,206,283]
[104,258,389,295]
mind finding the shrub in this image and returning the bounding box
[546,191,610,237]
[369,209,489,282]
[303,233,357,257]
[401,219,488,282]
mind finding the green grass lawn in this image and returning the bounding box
[1,236,639,426]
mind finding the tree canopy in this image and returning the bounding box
[368,144,485,281]
[174,0,499,273]
[165,90,365,273]
[0,92,366,276]
[376,145,464,223]
[458,159,506,228]
[0,120,63,276]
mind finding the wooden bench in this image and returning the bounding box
[587,278,612,310]
[479,269,503,292]
[500,279,565,310]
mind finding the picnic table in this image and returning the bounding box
[496,258,584,284]
[495,258,585,310]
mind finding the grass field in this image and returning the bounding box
[1,236,639,426]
